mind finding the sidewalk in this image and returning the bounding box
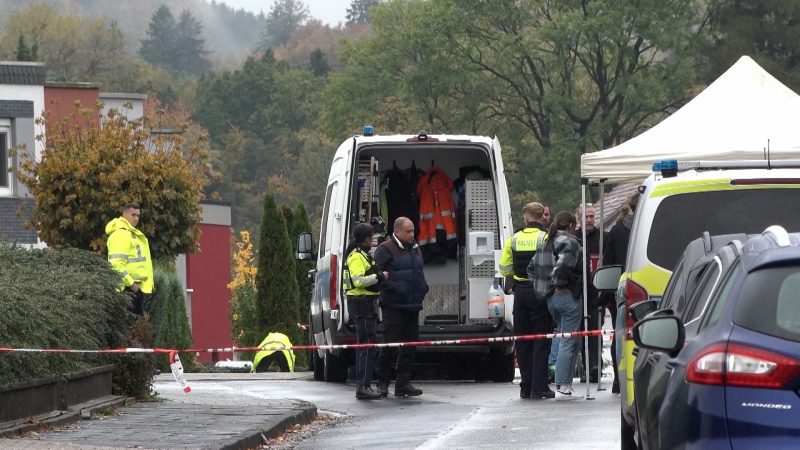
[0,373,316,450]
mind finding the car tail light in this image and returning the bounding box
[687,343,800,388]
[329,254,338,310]
[624,279,648,338]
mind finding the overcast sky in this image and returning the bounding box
[218,0,349,26]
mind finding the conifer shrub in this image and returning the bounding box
[147,268,194,371]
[255,195,301,346]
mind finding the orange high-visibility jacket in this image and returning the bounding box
[416,167,457,246]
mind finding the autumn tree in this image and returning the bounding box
[255,194,301,345]
[258,0,309,50]
[0,4,127,83]
[14,106,208,262]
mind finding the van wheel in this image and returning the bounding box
[621,409,638,450]
[323,350,348,382]
[308,327,324,381]
[491,350,516,383]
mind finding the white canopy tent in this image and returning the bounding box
[581,56,800,183]
[576,56,800,398]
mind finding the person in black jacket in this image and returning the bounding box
[575,204,607,384]
[374,217,429,397]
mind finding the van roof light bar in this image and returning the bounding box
[652,159,800,176]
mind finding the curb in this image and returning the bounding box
[212,401,318,450]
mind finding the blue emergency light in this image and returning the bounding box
[363,125,374,136]
[656,159,678,177]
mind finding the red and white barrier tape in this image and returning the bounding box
[0,329,613,355]
[0,329,613,392]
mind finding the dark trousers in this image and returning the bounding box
[126,287,144,316]
[347,296,379,387]
[513,283,552,393]
[376,308,419,385]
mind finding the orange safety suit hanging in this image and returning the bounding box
[416,167,457,246]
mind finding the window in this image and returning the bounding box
[660,256,686,311]
[683,258,721,324]
[735,266,800,342]
[701,263,740,329]
[647,189,800,270]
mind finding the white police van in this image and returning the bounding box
[295,128,517,382]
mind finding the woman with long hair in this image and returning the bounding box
[528,210,582,400]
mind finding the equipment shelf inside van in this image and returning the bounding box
[297,130,517,383]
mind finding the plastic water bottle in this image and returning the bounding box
[487,280,505,319]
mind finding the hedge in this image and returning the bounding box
[0,244,154,397]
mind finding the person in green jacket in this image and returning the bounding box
[105,202,153,315]
[343,223,388,400]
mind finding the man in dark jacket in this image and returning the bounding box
[575,204,607,383]
[374,217,429,397]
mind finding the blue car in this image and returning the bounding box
[633,226,800,449]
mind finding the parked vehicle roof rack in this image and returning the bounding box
[762,225,791,247]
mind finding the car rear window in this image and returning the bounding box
[648,189,800,270]
[734,265,800,342]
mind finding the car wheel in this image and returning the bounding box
[621,408,638,450]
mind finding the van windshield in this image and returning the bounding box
[648,189,800,270]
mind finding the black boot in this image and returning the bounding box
[356,385,382,400]
[394,383,422,397]
[376,382,389,397]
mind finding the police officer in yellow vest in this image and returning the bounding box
[252,332,295,372]
[105,202,153,315]
[499,202,554,399]
[343,223,388,400]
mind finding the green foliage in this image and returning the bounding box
[140,5,177,69]
[147,269,194,371]
[255,194,301,346]
[14,33,36,61]
[346,0,382,25]
[292,204,314,340]
[259,0,309,50]
[704,0,800,92]
[195,53,327,234]
[0,4,127,82]
[309,48,330,77]
[0,244,154,397]
[14,107,207,262]
[140,5,211,76]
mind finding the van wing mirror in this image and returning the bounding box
[593,265,622,292]
[296,232,314,260]
[632,314,685,356]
